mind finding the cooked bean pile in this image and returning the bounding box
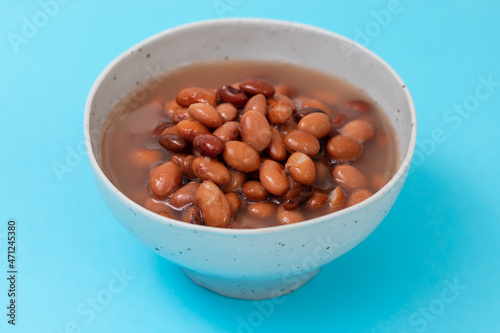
[143,78,388,228]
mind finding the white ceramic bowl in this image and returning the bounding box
[84,19,417,300]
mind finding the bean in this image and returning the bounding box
[160,125,179,136]
[159,134,188,152]
[172,108,191,123]
[239,110,272,152]
[370,173,388,192]
[273,93,297,111]
[279,118,298,136]
[242,94,267,115]
[170,181,201,209]
[259,159,289,196]
[221,168,246,192]
[326,135,363,161]
[328,186,346,212]
[332,164,368,190]
[239,78,275,97]
[277,205,304,225]
[164,100,182,117]
[342,100,372,113]
[193,133,224,157]
[213,121,240,143]
[302,99,333,117]
[283,181,313,210]
[157,211,174,218]
[306,188,329,210]
[267,127,289,162]
[312,160,328,188]
[130,149,162,167]
[330,112,347,127]
[149,161,182,198]
[293,107,326,121]
[153,121,174,136]
[274,84,296,97]
[194,181,232,228]
[225,192,241,215]
[297,112,331,139]
[242,180,268,202]
[340,120,375,143]
[192,156,230,186]
[182,206,203,225]
[176,87,217,107]
[216,103,239,122]
[346,189,373,207]
[248,202,277,218]
[267,99,293,124]
[217,85,249,106]
[176,119,210,142]
[171,153,197,179]
[285,152,316,185]
[283,130,320,157]
[222,141,260,172]
[188,103,222,128]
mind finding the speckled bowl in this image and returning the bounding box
[84,19,417,300]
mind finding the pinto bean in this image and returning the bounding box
[176,119,210,142]
[248,202,277,218]
[176,87,217,107]
[221,168,246,192]
[240,110,272,152]
[283,130,320,157]
[297,112,331,139]
[188,103,222,128]
[222,141,260,172]
[171,153,197,179]
[242,94,267,115]
[285,152,316,185]
[346,189,374,207]
[340,120,375,142]
[170,181,201,209]
[329,186,346,212]
[326,135,363,161]
[225,192,241,215]
[213,121,240,143]
[259,159,289,196]
[130,149,162,167]
[216,103,239,122]
[192,156,231,186]
[266,127,289,162]
[239,78,275,97]
[277,205,304,225]
[242,180,268,202]
[194,181,231,228]
[332,164,368,190]
[149,161,182,198]
[182,206,203,225]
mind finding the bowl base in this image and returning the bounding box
[182,268,320,300]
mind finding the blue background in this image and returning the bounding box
[1,1,499,332]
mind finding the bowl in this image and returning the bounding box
[84,18,417,300]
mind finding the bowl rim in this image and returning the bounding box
[84,17,417,235]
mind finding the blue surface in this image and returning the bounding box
[1,1,499,332]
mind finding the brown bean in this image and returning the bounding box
[346,189,374,207]
[340,120,375,142]
[157,211,174,218]
[176,87,217,107]
[312,160,328,188]
[193,133,224,157]
[267,127,288,162]
[194,181,231,228]
[242,180,268,202]
[282,182,313,210]
[188,103,222,128]
[212,121,240,143]
[332,164,368,190]
[283,130,320,157]
[306,188,329,209]
[302,99,333,117]
[342,100,372,113]
[225,192,240,215]
[222,141,261,172]
[192,156,230,186]
[267,99,293,124]
[279,118,298,136]
[159,134,188,152]
[216,103,239,122]
[164,100,182,117]
[170,181,201,209]
[160,125,179,136]
[273,93,297,111]
[293,107,326,121]
[370,173,388,192]
[176,119,210,142]
[277,205,304,225]
[248,202,277,218]
[130,149,162,167]
[171,153,197,179]
[240,111,272,152]
[217,85,249,107]
[239,78,275,97]
[172,108,191,123]
[149,161,182,198]
[153,121,174,136]
[242,94,267,115]
[221,168,246,192]
[259,159,289,196]
[285,152,316,185]
[326,135,363,161]
[329,186,346,212]
[274,84,296,97]
[182,206,202,225]
[297,112,331,139]
[330,112,347,127]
